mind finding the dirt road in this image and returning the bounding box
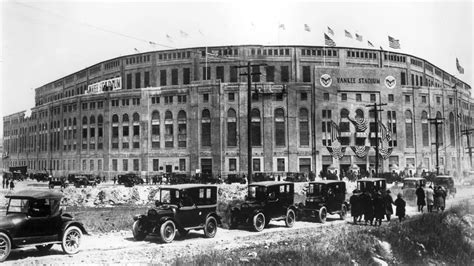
[4,186,473,265]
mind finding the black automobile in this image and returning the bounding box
[132,184,221,243]
[298,180,348,223]
[402,177,427,202]
[118,173,144,187]
[0,190,88,262]
[434,175,456,198]
[49,176,68,189]
[229,181,296,232]
[357,178,387,195]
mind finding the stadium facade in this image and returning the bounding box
[2,45,473,179]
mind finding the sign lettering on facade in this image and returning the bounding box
[86,77,122,95]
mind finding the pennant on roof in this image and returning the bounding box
[456,58,465,74]
[345,30,353,38]
[367,40,374,47]
[355,33,363,42]
[327,26,334,36]
[324,33,336,47]
[388,36,400,49]
[304,24,311,32]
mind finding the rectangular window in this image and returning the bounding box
[170,69,178,85]
[341,93,347,101]
[300,92,308,101]
[405,95,410,103]
[252,158,261,172]
[127,73,132,89]
[277,158,285,172]
[436,97,441,104]
[299,158,311,173]
[421,95,427,103]
[160,70,167,86]
[230,66,238,82]
[251,66,260,82]
[203,94,209,103]
[228,92,235,102]
[179,159,186,171]
[135,72,141,89]
[280,66,289,82]
[183,68,190,84]
[229,158,237,172]
[133,159,139,171]
[153,159,159,171]
[302,66,311,82]
[203,66,211,80]
[122,159,128,171]
[144,71,150,87]
[388,94,394,102]
[370,94,376,102]
[216,66,224,82]
[401,72,406,86]
[123,126,129,137]
[356,94,362,102]
[112,159,118,171]
[266,66,275,82]
[323,93,329,101]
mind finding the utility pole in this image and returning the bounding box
[366,102,387,178]
[235,62,265,185]
[461,129,474,169]
[428,117,445,175]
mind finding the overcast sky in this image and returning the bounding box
[1,0,473,135]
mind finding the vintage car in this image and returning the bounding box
[356,178,387,194]
[49,176,68,189]
[0,190,87,262]
[402,177,427,202]
[118,173,144,187]
[434,175,456,198]
[229,181,296,232]
[298,181,348,223]
[132,184,221,243]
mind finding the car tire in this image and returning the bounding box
[285,209,296,228]
[252,213,265,232]
[204,216,217,238]
[132,220,147,241]
[317,207,327,223]
[340,204,347,220]
[0,232,11,262]
[160,220,176,243]
[61,226,83,254]
[36,244,54,252]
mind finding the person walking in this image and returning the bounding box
[425,185,434,213]
[383,189,394,221]
[361,191,374,226]
[113,176,117,185]
[394,193,406,222]
[2,177,5,189]
[9,179,15,190]
[350,189,362,224]
[415,185,426,213]
[373,190,386,226]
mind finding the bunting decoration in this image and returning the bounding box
[348,117,368,132]
[379,139,393,160]
[351,146,370,158]
[327,139,346,159]
[379,122,392,142]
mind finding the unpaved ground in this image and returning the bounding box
[2,180,472,265]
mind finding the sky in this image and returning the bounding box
[0,0,473,136]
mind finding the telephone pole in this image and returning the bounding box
[235,62,266,185]
[366,102,387,177]
[461,129,474,168]
[428,117,445,175]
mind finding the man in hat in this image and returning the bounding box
[383,189,394,221]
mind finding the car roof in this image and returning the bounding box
[435,175,453,179]
[310,180,345,185]
[249,181,293,187]
[357,178,386,182]
[404,177,426,181]
[5,189,63,200]
[160,183,217,190]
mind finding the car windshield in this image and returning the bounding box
[307,183,326,196]
[7,198,29,213]
[435,178,451,185]
[248,186,267,201]
[403,180,418,188]
[158,189,180,205]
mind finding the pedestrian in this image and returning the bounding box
[2,177,4,189]
[415,185,426,213]
[9,179,15,190]
[425,185,434,213]
[435,186,446,211]
[113,176,117,185]
[383,189,394,221]
[373,190,386,226]
[394,193,406,222]
[103,176,106,183]
[361,191,374,226]
[350,189,362,224]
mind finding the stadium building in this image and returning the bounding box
[2,45,473,180]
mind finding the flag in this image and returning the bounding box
[456,58,465,74]
[345,30,353,38]
[149,41,156,45]
[304,24,311,32]
[388,36,400,49]
[179,30,189,38]
[166,34,173,42]
[134,48,140,53]
[279,23,286,30]
[380,46,384,51]
[324,33,336,47]
[367,40,374,47]
[355,33,363,42]
[327,26,334,36]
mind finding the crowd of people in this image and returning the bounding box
[415,185,447,213]
[1,177,15,190]
[350,189,406,225]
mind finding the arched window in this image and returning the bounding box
[449,112,455,146]
[227,108,237,147]
[82,116,88,125]
[165,110,174,148]
[89,116,96,147]
[151,111,160,149]
[68,118,72,126]
[355,109,364,119]
[132,113,140,137]
[122,113,130,138]
[421,111,429,147]
[82,116,88,140]
[133,113,140,123]
[251,108,261,146]
[201,109,211,147]
[275,108,286,146]
[98,115,103,125]
[405,110,414,148]
[339,108,350,132]
[178,110,187,148]
[122,114,129,123]
[90,115,96,125]
[299,108,309,146]
[112,114,119,123]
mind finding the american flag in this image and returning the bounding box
[367,40,374,47]
[456,58,465,74]
[179,30,189,38]
[327,26,334,36]
[388,36,401,49]
[324,33,336,47]
[304,24,311,32]
[355,33,363,41]
[345,30,353,38]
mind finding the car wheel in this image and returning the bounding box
[340,204,347,220]
[317,207,327,223]
[0,232,11,262]
[285,209,296,228]
[61,226,83,254]
[252,213,265,232]
[132,220,147,241]
[36,244,54,252]
[160,220,176,243]
[204,216,217,238]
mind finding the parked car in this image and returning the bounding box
[434,175,456,198]
[356,178,387,195]
[298,180,348,223]
[402,177,427,202]
[118,173,143,187]
[49,176,68,189]
[229,181,296,232]
[132,184,221,243]
[0,190,88,262]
